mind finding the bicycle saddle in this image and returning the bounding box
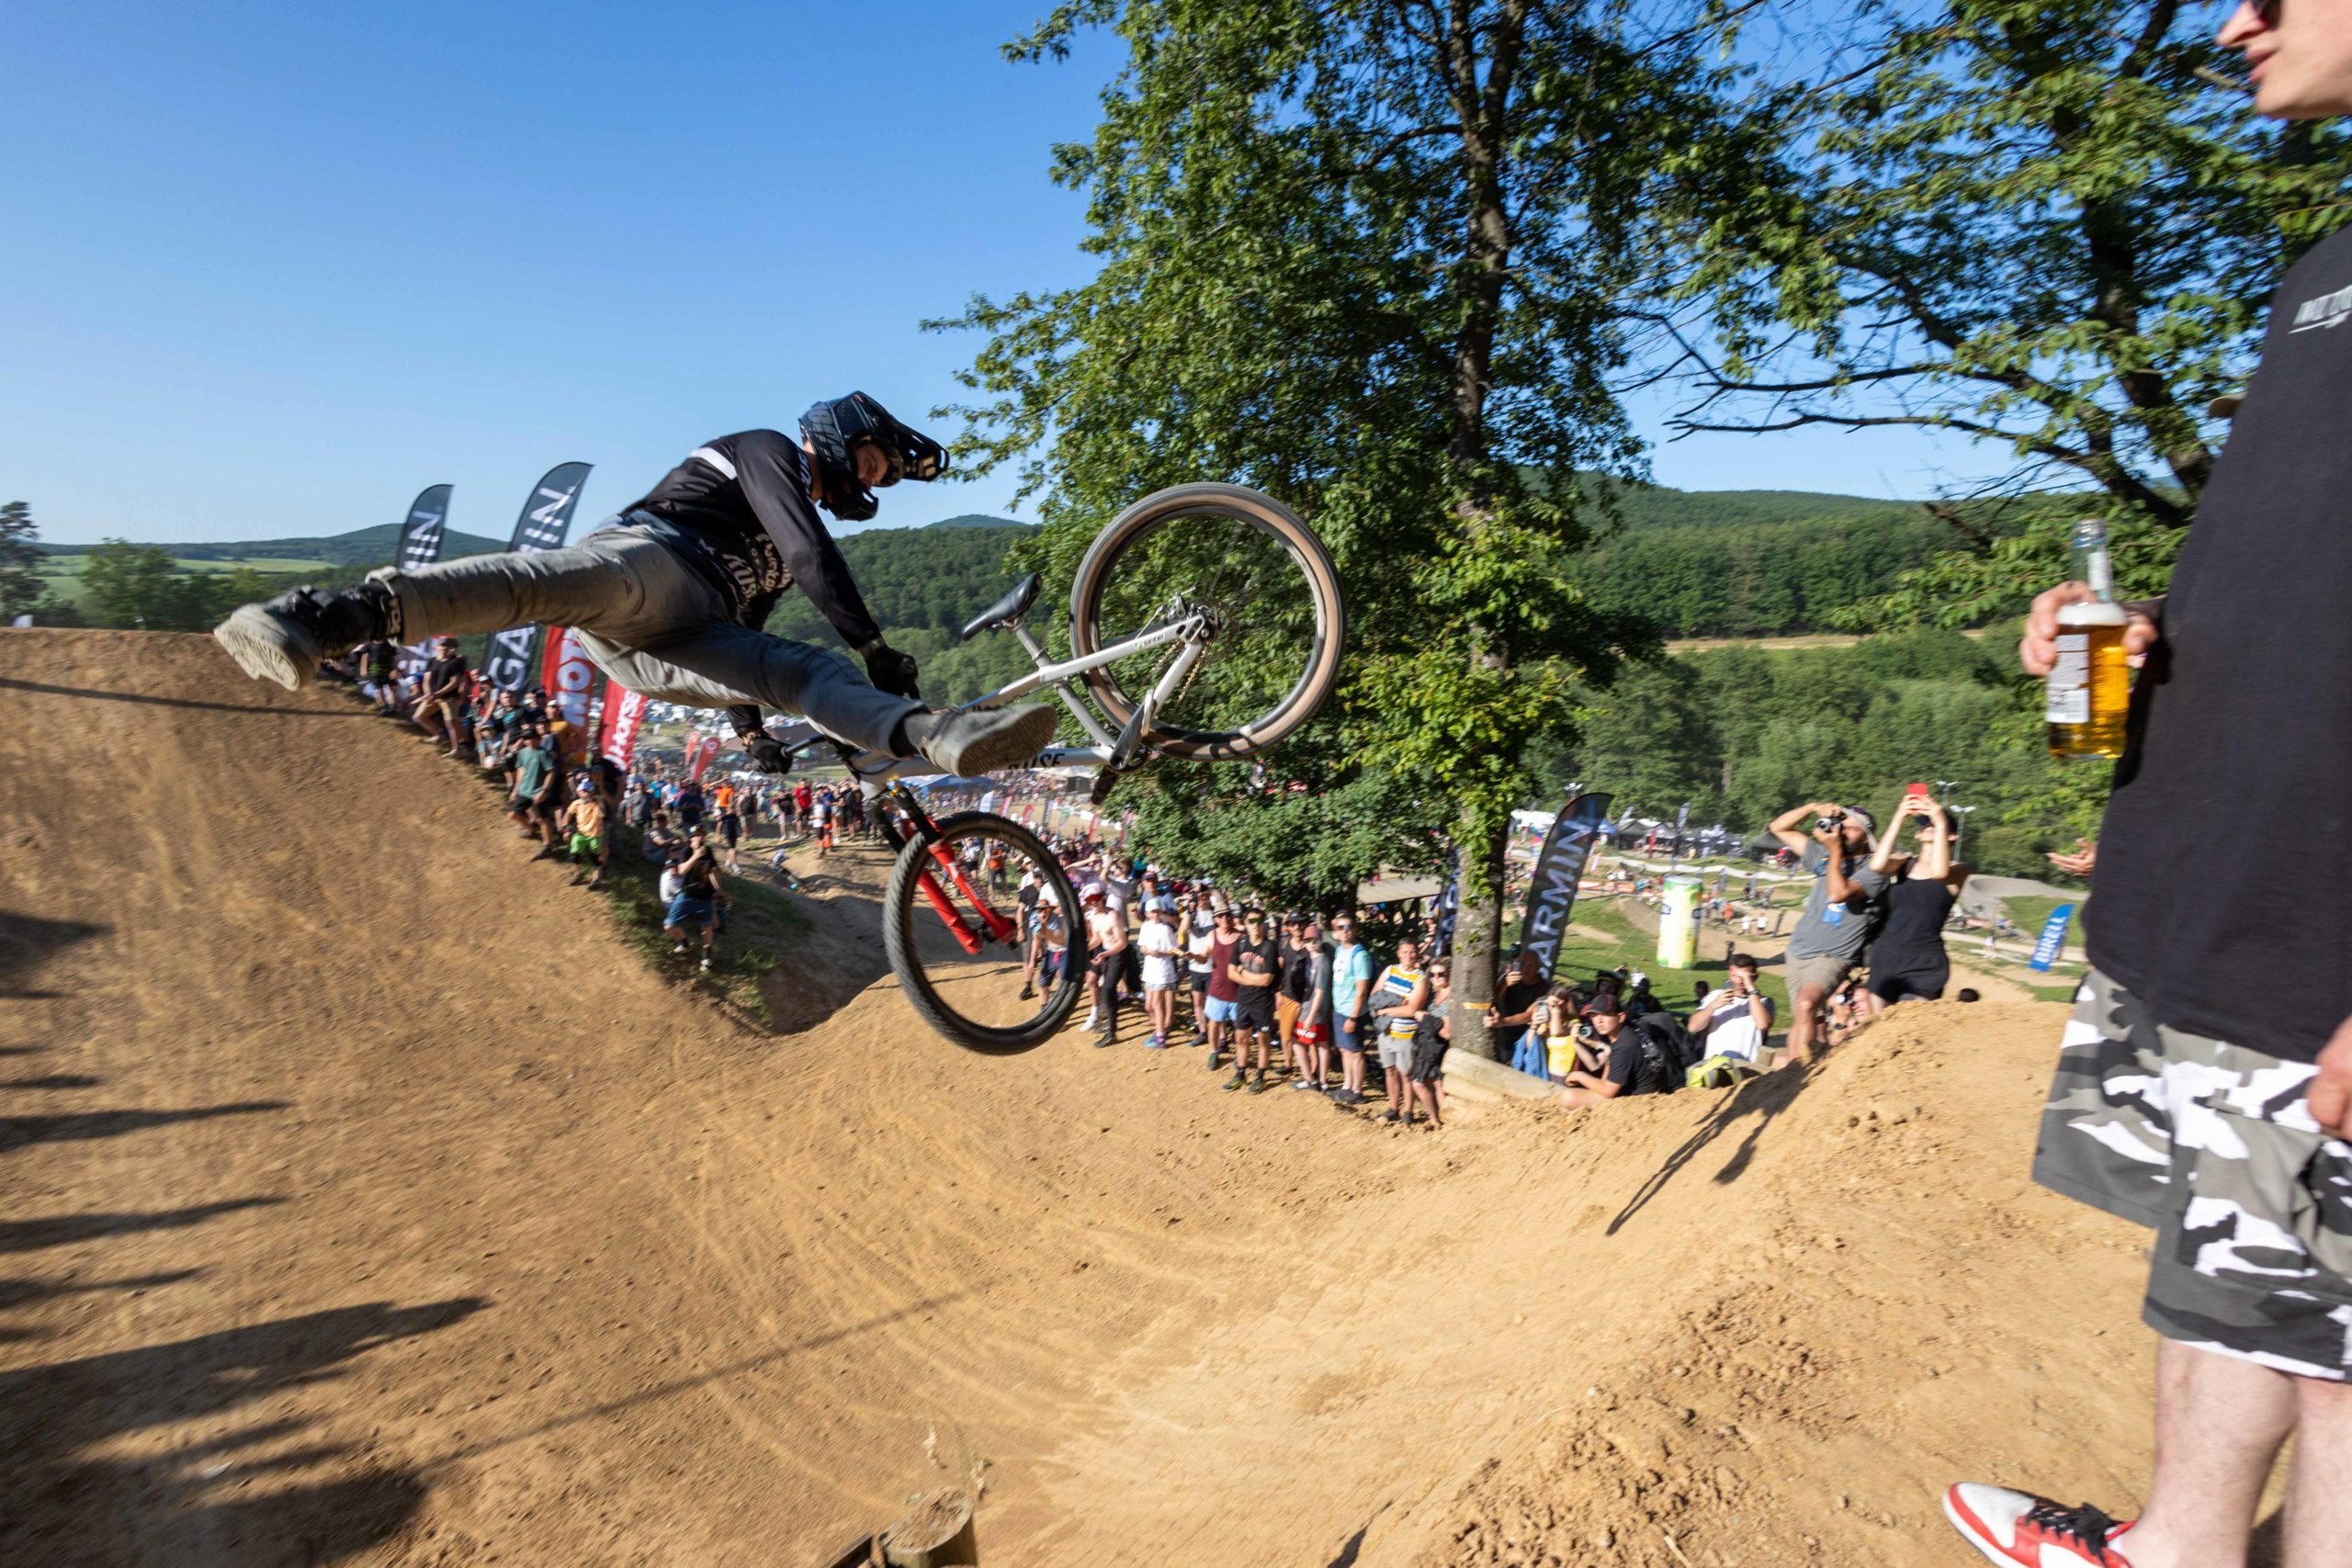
[956,572,1042,642]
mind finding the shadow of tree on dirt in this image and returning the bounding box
[0,1294,488,1566]
[0,1100,288,1156]
[1608,1063,1817,1235]
[0,1198,285,1255]
[0,912,106,999]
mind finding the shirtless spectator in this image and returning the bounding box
[1082,885,1128,1047]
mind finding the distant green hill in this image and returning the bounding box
[39,522,508,564]
[1598,481,1915,532]
[928,513,1028,530]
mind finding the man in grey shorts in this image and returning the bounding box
[213,392,1055,779]
[1765,800,1884,1070]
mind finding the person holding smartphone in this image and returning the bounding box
[1689,953,1775,1067]
[1862,789,1971,1013]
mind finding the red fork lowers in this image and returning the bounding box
[927,841,1017,944]
[913,867,984,955]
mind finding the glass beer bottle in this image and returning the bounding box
[2045,517,2130,759]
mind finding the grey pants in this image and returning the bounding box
[368,522,920,753]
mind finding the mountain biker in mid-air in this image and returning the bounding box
[213,393,1057,779]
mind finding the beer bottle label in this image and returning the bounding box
[2045,634,2092,724]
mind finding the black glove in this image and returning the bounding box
[865,645,922,701]
[742,735,792,775]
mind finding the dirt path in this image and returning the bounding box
[1,631,2178,1566]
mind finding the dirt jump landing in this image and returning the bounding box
[1,629,2162,1567]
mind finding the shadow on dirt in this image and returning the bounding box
[0,1100,289,1156]
[1607,1062,1816,1235]
[0,1197,286,1255]
[0,912,106,999]
[0,1294,488,1566]
[0,675,379,719]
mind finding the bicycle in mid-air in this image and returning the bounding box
[766,482,1344,1053]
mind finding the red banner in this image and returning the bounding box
[598,677,648,771]
[537,626,599,763]
[687,733,723,782]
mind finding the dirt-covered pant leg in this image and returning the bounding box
[2034,968,2352,1379]
[369,525,921,756]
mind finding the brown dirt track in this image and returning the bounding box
[3,629,2177,1566]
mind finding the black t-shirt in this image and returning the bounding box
[1496,977,1546,1027]
[1232,935,1280,991]
[424,654,469,697]
[1279,941,1316,1001]
[2088,224,2352,1062]
[1603,1019,1668,1098]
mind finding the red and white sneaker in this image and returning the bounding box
[1944,1484,2139,1566]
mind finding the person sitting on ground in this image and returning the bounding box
[413,636,475,758]
[1688,953,1775,1073]
[1371,938,1430,1125]
[1530,983,1583,1085]
[1555,994,1672,1111]
[213,395,1057,780]
[643,807,680,864]
[562,775,607,888]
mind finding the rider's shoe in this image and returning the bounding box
[1943,1484,2140,1566]
[899,705,1058,777]
[212,583,391,691]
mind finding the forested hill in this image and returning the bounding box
[38,522,508,564]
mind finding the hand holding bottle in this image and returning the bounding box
[2018,582,2160,677]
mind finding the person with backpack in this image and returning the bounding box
[1555,993,1682,1111]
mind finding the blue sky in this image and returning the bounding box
[4,0,2003,547]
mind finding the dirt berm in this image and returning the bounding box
[2,630,2167,1567]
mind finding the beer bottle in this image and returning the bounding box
[2045,517,2130,759]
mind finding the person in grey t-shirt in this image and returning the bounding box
[1767,800,1886,1069]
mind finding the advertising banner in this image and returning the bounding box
[538,626,597,731]
[482,461,592,694]
[393,483,452,675]
[687,732,723,782]
[1516,791,1613,983]
[598,678,647,771]
[1657,874,1702,971]
[2030,903,2077,972]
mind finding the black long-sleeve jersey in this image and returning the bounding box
[625,428,887,650]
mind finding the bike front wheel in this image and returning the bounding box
[883,810,1083,1054]
[1067,482,1345,761]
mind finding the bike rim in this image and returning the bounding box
[888,815,1082,1052]
[1077,495,1335,755]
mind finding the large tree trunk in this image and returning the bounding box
[1450,813,1508,1062]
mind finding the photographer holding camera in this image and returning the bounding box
[1767,799,1886,1070]
[1689,953,1774,1068]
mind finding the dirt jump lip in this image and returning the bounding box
[0,628,2154,1566]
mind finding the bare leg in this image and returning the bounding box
[1785,981,1829,1066]
[2120,1339,2296,1568]
[2284,1375,2352,1568]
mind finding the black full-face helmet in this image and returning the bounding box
[799,391,948,523]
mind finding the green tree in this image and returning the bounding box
[78,541,209,630]
[0,501,40,622]
[1668,0,2351,527]
[935,0,1735,1056]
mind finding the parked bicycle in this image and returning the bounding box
[768,483,1344,1053]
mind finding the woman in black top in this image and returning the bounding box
[1863,794,1971,1011]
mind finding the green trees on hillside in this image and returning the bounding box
[75,543,281,633]
[0,502,44,623]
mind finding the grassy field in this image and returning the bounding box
[36,553,332,606]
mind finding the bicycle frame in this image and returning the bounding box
[777,608,1212,793]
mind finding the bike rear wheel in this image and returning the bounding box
[1067,482,1344,761]
[883,810,1083,1054]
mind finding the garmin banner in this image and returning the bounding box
[1517,790,1614,983]
[394,483,452,673]
[2030,903,2077,973]
[598,677,648,770]
[482,461,592,694]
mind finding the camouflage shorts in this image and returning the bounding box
[2035,968,2352,1379]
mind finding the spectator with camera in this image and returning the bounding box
[1861,791,1970,1014]
[1768,799,1887,1069]
[1688,953,1774,1070]
[1554,993,1675,1110]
